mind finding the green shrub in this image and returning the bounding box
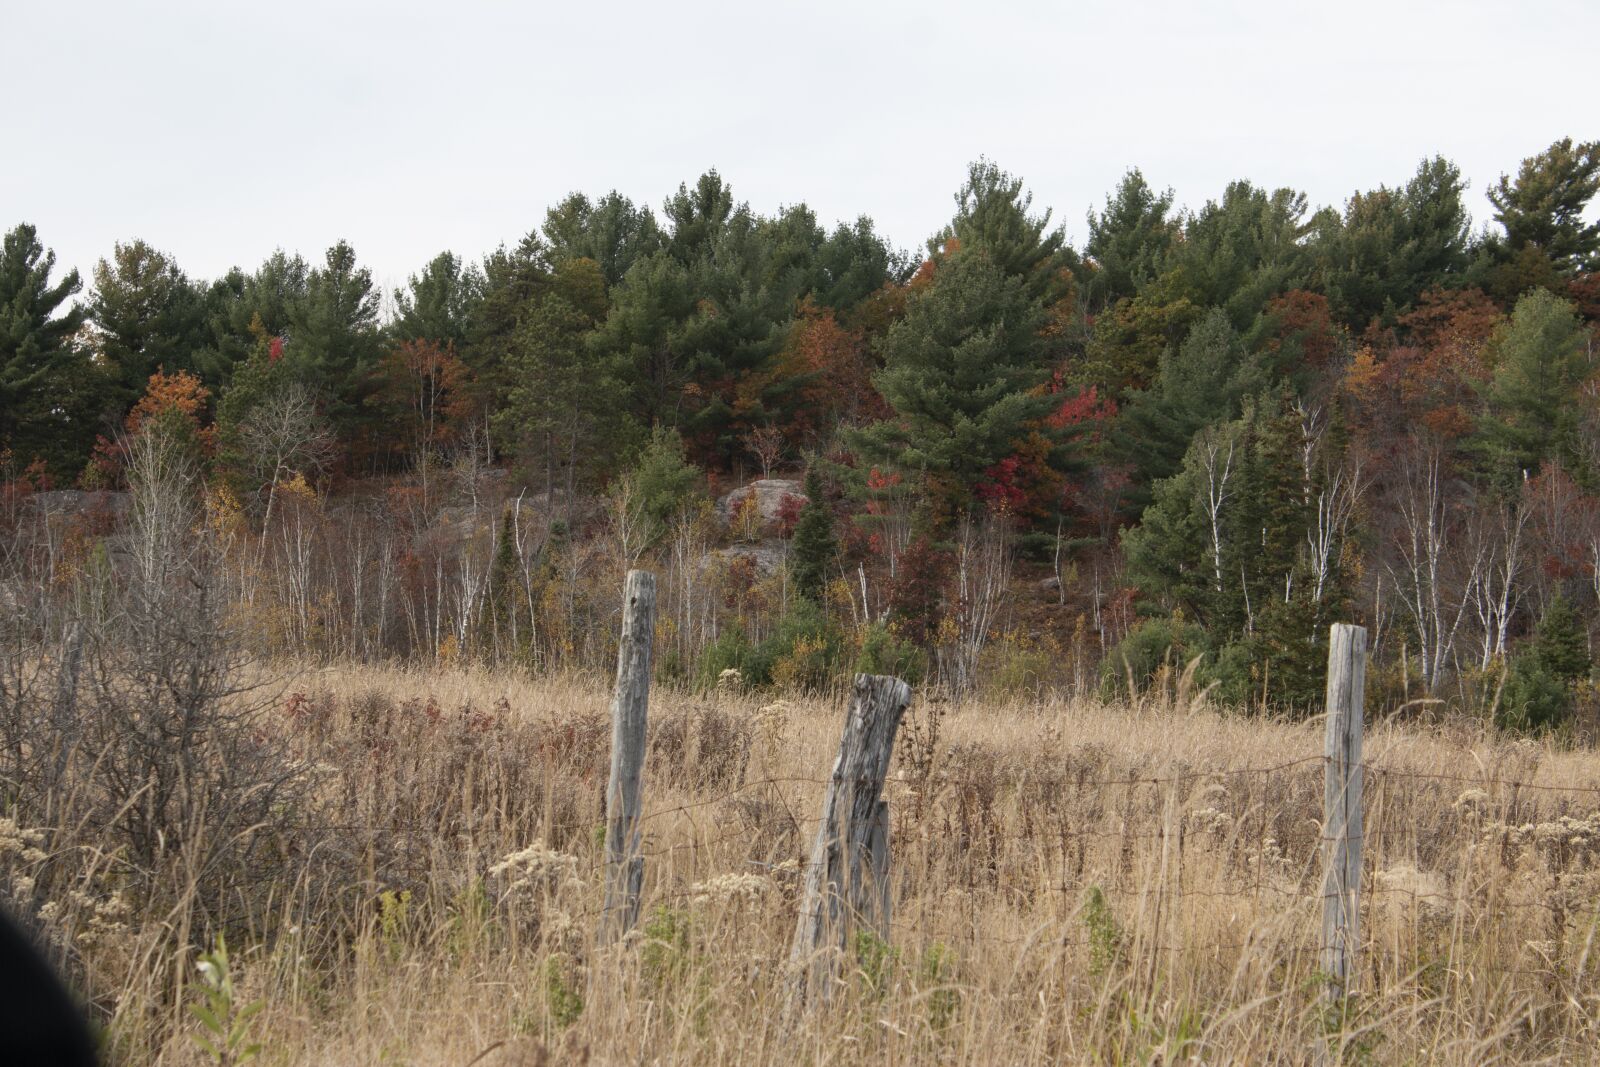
[1100,615,1209,698]
[983,628,1058,695]
[544,956,584,1029]
[641,905,693,989]
[696,626,755,690]
[855,622,925,685]
[918,942,960,1032]
[630,426,703,532]
[1498,659,1571,732]
[853,929,898,999]
[701,601,849,692]
[763,598,845,693]
[1498,595,1592,732]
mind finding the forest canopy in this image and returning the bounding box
[6,139,1600,721]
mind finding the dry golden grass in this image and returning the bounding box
[44,663,1600,1065]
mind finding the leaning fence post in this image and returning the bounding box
[1321,623,1366,999]
[788,673,911,1007]
[600,569,655,943]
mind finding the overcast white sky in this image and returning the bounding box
[4,0,1596,300]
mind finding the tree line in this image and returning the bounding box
[4,138,1600,724]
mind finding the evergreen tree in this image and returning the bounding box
[1474,288,1589,482]
[0,223,105,473]
[487,507,529,662]
[593,174,801,459]
[468,232,554,410]
[1081,268,1202,393]
[1115,309,1267,494]
[90,239,206,409]
[596,249,694,428]
[244,250,312,337]
[790,465,837,603]
[620,426,703,547]
[759,202,826,298]
[213,321,300,495]
[1171,180,1313,328]
[1314,156,1473,329]
[288,240,381,404]
[391,251,485,348]
[1083,168,1177,310]
[495,258,621,501]
[1533,593,1591,684]
[933,158,1074,302]
[1119,432,1219,624]
[1487,138,1600,275]
[672,209,803,454]
[1246,558,1327,710]
[542,191,662,288]
[853,248,1058,505]
[1499,594,1591,731]
[1234,400,1310,618]
[1122,394,1345,711]
[662,171,736,264]
[813,217,906,311]
[188,255,308,388]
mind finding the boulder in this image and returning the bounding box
[716,479,805,527]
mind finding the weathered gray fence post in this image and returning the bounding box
[789,673,911,1006]
[1321,623,1366,999]
[865,798,890,941]
[600,569,655,943]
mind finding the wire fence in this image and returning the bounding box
[250,753,1600,936]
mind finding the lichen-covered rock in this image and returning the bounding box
[716,479,805,527]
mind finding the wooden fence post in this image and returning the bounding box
[865,798,891,941]
[600,569,655,943]
[1321,623,1366,999]
[789,673,911,1007]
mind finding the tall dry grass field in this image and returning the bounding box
[14,662,1600,1065]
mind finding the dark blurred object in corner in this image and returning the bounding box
[0,907,97,1066]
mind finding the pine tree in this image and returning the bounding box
[496,258,621,502]
[1115,309,1267,494]
[1313,156,1473,328]
[813,216,905,311]
[1122,393,1345,713]
[591,173,803,459]
[0,223,104,474]
[595,249,693,428]
[1170,180,1313,328]
[1119,450,1214,622]
[90,239,206,410]
[1083,168,1177,310]
[1233,398,1311,624]
[1500,594,1592,732]
[488,508,528,662]
[542,191,662,287]
[288,241,381,425]
[1475,288,1588,483]
[853,248,1058,505]
[188,252,310,388]
[1531,593,1590,684]
[391,251,485,349]
[933,158,1073,302]
[1246,559,1326,711]
[790,465,837,603]
[1487,138,1600,274]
